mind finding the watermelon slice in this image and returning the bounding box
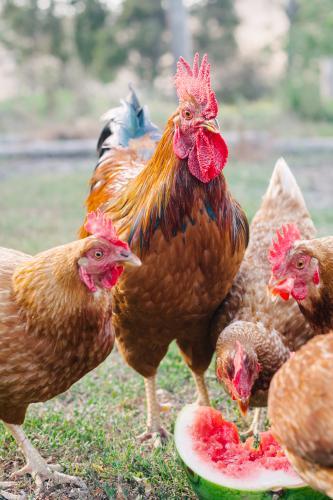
[175,405,328,499]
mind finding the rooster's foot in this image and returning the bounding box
[137,427,169,447]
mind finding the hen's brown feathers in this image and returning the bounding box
[215,320,290,406]
[212,158,316,404]
[0,241,114,425]
[268,333,333,497]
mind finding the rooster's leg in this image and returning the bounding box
[137,376,169,446]
[5,424,86,494]
[192,372,210,406]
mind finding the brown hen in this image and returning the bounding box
[0,212,140,496]
[268,333,333,498]
[269,227,333,334]
[211,158,316,432]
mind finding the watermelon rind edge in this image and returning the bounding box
[174,405,329,500]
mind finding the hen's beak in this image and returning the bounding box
[268,276,294,301]
[202,118,220,133]
[237,397,250,416]
[117,250,142,267]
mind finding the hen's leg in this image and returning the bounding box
[137,376,169,446]
[192,372,210,406]
[5,423,86,494]
[0,482,21,500]
[240,408,263,438]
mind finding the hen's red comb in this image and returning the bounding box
[174,53,218,119]
[84,210,128,248]
[268,224,301,273]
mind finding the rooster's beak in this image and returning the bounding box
[202,118,220,133]
[118,250,142,267]
[268,276,295,301]
[237,397,250,416]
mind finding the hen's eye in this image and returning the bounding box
[94,250,104,259]
[226,365,234,378]
[296,259,305,269]
[182,109,193,120]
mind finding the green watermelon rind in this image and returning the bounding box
[178,455,327,499]
[175,405,329,500]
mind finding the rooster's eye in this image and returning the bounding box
[182,109,193,121]
[296,259,305,269]
[94,250,104,259]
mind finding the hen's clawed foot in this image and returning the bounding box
[240,408,265,439]
[10,461,86,494]
[137,427,170,447]
[4,423,87,496]
[0,482,25,500]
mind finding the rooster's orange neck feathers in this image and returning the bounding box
[108,118,177,244]
[108,117,239,252]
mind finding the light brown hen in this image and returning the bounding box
[269,227,333,335]
[0,212,140,496]
[211,158,316,432]
[269,332,333,498]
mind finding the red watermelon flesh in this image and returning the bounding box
[191,407,296,478]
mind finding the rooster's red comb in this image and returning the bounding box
[174,53,218,119]
[268,224,301,273]
[84,210,128,248]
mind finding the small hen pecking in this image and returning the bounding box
[211,158,316,433]
[80,54,249,443]
[268,332,333,498]
[0,211,140,497]
[269,224,333,334]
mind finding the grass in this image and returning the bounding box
[0,150,331,499]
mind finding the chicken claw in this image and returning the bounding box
[11,462,85,493]
[137,427,170,447]
[0,482,25,500]
[240,408,265,439]
[5,424,86,495]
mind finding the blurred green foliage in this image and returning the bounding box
[1,0,67,62]
[286,0,333,119]
[1,0,333,122]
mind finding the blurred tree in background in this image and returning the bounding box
[286,0,333,119]
[0,0,68,110]
[0,0,332,128]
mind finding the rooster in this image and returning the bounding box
[0,212,140,497]
[269,225,333,335]
[210,158,316,434]
[80,53,249,443]
[268,332,333,498]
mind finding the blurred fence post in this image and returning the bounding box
[165,0,192,69]
[320,58,333,101]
